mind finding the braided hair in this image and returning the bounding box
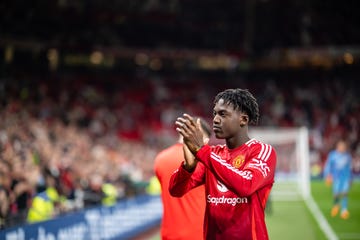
[214,88,260,125]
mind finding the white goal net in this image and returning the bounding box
[249,127,310,201]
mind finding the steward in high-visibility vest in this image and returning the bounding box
[101,183,118,206]
[27,187,60,223]
[145,175,161,195]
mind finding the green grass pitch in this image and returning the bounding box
[266,180,360,240]
[311,180,360,240]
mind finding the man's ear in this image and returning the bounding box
[239,114,249,127]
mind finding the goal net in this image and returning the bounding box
[249,127,310,201]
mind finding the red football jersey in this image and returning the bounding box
[169,139,277,240]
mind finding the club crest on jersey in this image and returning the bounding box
[216,180,228,192]
[232,155,245,168]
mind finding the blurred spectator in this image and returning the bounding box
[0,163,11,229]
[82,174,120,207]
[26,168,63,223]
[82,174,106,207]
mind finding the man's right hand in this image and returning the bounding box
[181,122,210,172]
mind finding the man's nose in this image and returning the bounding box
[213,115,220,124]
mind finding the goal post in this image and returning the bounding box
[249,127,311,201]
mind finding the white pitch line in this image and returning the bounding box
[305,196,338,240]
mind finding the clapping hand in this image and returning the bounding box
[175,114,206,155]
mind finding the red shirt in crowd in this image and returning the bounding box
[169,139,277,240]
[154,143,206,240]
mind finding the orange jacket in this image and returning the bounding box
[155,143,205,240]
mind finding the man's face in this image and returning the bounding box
[336,141,347,153]
[212,99,242,139]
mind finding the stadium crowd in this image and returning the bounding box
[0,69,359,229]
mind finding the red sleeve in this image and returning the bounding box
[196,144,276,196]
[169,161,206,197]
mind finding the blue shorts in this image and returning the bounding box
[332,178,350,195]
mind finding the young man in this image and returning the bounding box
[154,118,212,240]
[170,88,277,240]
[323,139,352,219]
